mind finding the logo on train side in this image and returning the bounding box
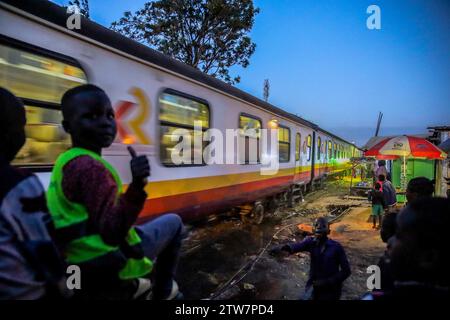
[115,87,151,145]
[66,5,82,30]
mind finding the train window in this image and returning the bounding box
[334,143,337,159]
[317,137,321,160]
[295,133,301,161]
[278,126,290,163]
[13,106,71,165]
[328,141,332,159]
[307,135,312,161]
[159,90,210,166]
[239,114,261,164]
[327,140,330,159]
[0,42,87,166]
[0,43,87,104]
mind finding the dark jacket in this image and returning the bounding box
[0,157,64,299]
[382,180,397,206]
[287,237,351,300]
[369,190,386,207]
[380,210,399,242]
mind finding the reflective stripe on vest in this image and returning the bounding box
[46,147,152,280]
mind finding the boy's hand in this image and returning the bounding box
[269,244,291,257]
[128,146,150,188]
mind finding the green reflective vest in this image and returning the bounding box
[46,147,152,281]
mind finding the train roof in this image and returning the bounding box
[2,0,361,150]
[317,128,357,147]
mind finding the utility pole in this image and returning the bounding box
[375,112,383,136]
[263,79,270,102]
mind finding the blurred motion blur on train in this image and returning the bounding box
[0,0,363,223]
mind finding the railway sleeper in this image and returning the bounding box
[239,178,326,224]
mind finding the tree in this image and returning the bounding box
[68,0,89,18]
[111,0,259,84]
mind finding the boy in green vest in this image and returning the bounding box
[47,84,184,299]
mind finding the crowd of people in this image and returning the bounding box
[0,85,449,300]
[366,163,449,299]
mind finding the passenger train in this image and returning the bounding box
[0,0,363,223]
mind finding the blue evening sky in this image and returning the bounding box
[52,0,450,146]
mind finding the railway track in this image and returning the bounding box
[203,202,354,300]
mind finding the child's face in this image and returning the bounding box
[64,91,117,152]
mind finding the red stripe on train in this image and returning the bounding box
[138,170,312,221]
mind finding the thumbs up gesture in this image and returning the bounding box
[128,146,150,188]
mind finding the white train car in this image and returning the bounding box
[0,0,361,222]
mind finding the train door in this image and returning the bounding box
[294,132,302,180]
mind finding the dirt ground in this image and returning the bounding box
[176,180,386,300]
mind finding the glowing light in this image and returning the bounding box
[268,119,279,129]
[122,134,136,145]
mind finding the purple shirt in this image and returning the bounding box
[288,237,351,289]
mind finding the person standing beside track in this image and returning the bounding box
[46,84,184,299]
[368,183,386,229]
[375,160,389,181]
[270,217,351,300]
[378,174,397,212]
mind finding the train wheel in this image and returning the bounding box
[265,197,280,215]
[241,202,265,225]
[287,187,295,208]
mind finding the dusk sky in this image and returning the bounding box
[52,0,450,146]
